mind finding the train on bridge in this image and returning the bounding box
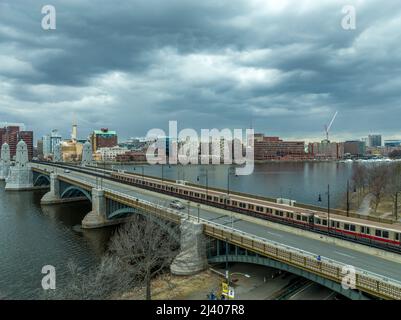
[110,170,401,251]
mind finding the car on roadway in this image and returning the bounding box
[169,200,185,210]
[64,169,70,173]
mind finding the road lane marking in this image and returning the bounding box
[334,251,354,259]
[266,231,283,238]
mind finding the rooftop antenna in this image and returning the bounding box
[324,111,338,142]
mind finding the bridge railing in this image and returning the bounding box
[37,168,401,300]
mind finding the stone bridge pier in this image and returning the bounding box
[82,188,107,229]
[41,173,61,204]
[170,218,208,276]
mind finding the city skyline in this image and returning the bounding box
[1,1,401,142]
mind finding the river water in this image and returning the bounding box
[0,162,355,299]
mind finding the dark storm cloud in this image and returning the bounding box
[0,0,401,141]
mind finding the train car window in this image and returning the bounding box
[322,219,327,226]
[296,214,301,220]
[366,227,370,234]
[302,216,307,222]
[375,229,382,237]
[232,201,238,206]
[350,225,356,232]
[383,231,389,238]
[344,224,350,231]
[315,218,321,224]
[361,226,365,233]
[249,205,254,210]
[207,196,212,201]
[396,233,400,241]
[201,194,205,199]
[214,197,219,202]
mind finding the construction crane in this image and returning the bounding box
[324,111,338,142]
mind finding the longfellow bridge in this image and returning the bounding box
[2,144,401,300]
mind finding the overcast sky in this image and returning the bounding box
[1,0,401,143]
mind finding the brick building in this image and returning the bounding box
[90,128,118,152]
[253,134,307,161]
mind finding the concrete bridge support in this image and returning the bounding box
[171,218,208,275]
[41,173,61,204]
[5,140,33,190]
[82,188,108,229]
[0,143,10,181]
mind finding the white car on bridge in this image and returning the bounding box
[170,200,185,210]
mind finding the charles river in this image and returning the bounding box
[0,162,355,299]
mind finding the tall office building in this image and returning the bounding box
[42,135,51,157]
[50,129,62,154]
[368,135,382,148]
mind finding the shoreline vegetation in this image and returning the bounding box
[337,163,401,223]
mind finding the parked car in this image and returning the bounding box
[169,200,185,210]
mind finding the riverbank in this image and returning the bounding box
[119,269,221,300]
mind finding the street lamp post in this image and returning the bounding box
[134,166,145,183]
[395,192,400,221]
[197,168,209,202]
[318,184,330,235]
[197,203,200,223]
[187,200,191,219]
[227,167,236,196]
[346,180,350,217]
[346,180,357,217]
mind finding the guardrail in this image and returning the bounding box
[30,163,401,299]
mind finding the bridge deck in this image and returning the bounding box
[31,163,401,299]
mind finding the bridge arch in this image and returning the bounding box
[33,174,50,186]
[60,186,92,202]
[108,207,180,243]
[208,254,370,300]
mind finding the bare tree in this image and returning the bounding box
[46,210,180,300]
[368,165,390,213]
[108,213,180,300]
[352,164,367,206]
[386,163,401,218]
[45,255,132,300]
